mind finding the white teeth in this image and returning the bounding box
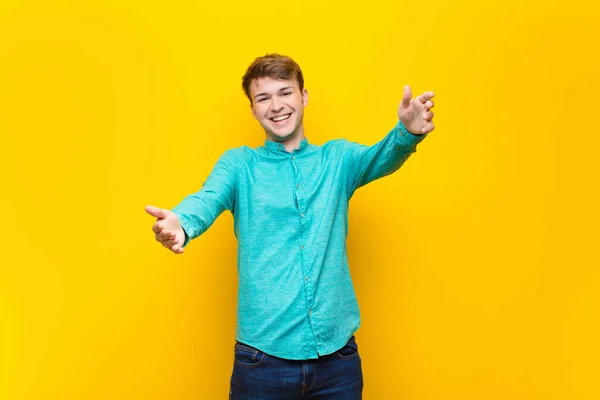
[272,114,290,122]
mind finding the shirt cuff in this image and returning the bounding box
[396,120,428,147]
[172,210,191,248]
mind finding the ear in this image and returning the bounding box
[302,88,309,107]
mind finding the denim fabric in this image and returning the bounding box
[229,336,363,399]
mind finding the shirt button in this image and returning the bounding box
[292,156,295,160]
[308,309,312,315]
[296,184,300,189]
[300,213,305,218]
[301,245,305,250]
[305,276,309,281]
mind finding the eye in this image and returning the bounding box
[257,98,267,102]
[283,92,292,96]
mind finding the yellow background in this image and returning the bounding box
[1,0,599,398]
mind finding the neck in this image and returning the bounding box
[267,126,306,153]
[283,133,305,153]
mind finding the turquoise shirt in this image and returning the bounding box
[172,120,427,360]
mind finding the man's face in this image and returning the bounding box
[249,77,308,142]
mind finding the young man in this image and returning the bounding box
[145,54,434,399]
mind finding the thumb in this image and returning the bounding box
[145,205,168,219]
[400,85,412,109]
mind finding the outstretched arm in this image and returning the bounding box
[344,85,435,196]
[145,150,237,254]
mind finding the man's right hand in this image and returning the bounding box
[145,205,185,254]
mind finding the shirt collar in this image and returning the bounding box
[263,138,309,154]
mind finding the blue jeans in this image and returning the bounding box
[229,336,363,399]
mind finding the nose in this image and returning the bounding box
[270,96,284,113]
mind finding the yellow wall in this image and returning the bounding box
[1,0,599,398]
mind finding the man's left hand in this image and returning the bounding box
[398,85,435,135]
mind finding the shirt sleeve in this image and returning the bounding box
[171,150,237,247]
[344,120,427,197]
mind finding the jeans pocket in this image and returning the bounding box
[334,335,360,360]
[234,342,267,368]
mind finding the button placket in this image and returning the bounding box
[293,153,315,326]
[292,154,308,226]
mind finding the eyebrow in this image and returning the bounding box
[254,86,294,99]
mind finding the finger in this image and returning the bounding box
[171,245,184,254]
[145,205,168,219]
[425,100,434,109]
[155,228,172,241]
[157,230,175,242]
[400,85,412,109]
[152,221,165,234]
[162,238,179,248]
[423,110,434,121]
[417,91,435,104]
[421,122,435,134]
[161,238,176,249]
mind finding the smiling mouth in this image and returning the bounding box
[270,113,292,124]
